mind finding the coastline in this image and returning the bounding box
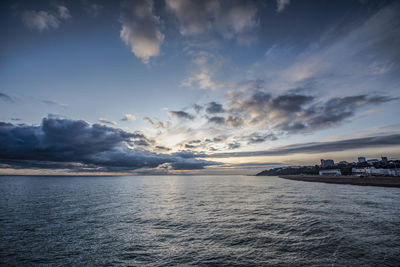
[278,175,400,188]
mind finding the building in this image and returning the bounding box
[367,159,379,164]
[320,159,334,168]
[358,157,366,163]
[382,157,388,164]
[352,167,400,177]
[319,169,342,176]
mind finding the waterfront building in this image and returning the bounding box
[319,169,341,176]
[352,167,400,176]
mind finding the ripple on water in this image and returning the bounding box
[1,175,400,266]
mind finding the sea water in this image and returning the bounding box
[1,175,399,266]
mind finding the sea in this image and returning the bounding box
[1,175,399,266]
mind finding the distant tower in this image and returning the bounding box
[358,157,366,163]
[382,157,388,164]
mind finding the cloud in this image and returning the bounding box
[276,0,290,13]
[54,4,71,20]
[143,117,169,128]
[155,145,171,151]
[165,0,259,42]
[296,95,397,132]
[98,118,117,125]
[182,51,229,90]
[133,139,150,146]
[42,99,68,108]
[208,116,225,124]
[21,5,71,31]
[228,90,272,124]
[82,1,103,17]
[169,158,217,170]
[227,142,240,149]
[193,104,203,113]
[228,162,283,169]
[169,110,194,120]
[121,114,136,121]
[22,10,59,30]
[227,91,395,133]
[277,3,400,92]
[0,92,15,103]
[185,144,196,149]
[226,116,244,127]
[120,0,164,64]
[210,134,400,158]
[206,101,224,114]
[245,133,277,144]
[0,116,218,172]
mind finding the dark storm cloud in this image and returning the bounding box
[169,158,217,170]
[209,134,400,158]
[0,117,218,171]
[169,110,195,120]
[0,92,15,103]
[172,151,207,159]
[206,101,225,114]
[0,159,89,171]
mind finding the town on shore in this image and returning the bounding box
[256,156,400,177]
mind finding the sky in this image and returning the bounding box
[1,0,400,175]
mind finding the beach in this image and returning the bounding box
[279,175,400,188]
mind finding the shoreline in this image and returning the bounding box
[278,175,400,188]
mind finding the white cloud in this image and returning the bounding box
[22,10,60,30]
[21,5,71,31]
[182,51,231,90]
[99,118,117,125]
[165,0,258,42]
[55,4,71,20]
[121,114,136,121]
[120,0,164,64]
[245,3,400,98]
[276,0,291,13]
